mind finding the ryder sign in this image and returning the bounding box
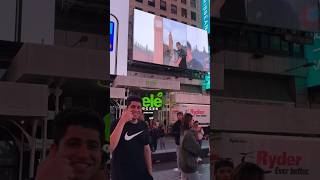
[212,133,320,180]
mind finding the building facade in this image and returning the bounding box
[210,1,320,179]
[0,0,107,179]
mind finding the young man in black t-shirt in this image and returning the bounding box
[172,112,183,170]
[110,96,153,180]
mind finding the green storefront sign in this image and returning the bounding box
[142,92,164,111]
[305,33,320,87]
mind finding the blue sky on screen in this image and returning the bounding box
[134,9,155,51]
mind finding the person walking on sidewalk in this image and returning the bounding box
[172,112,183,170]
[179,113,201,180]
[110,96,153,180]
[150,121,159,152]
[193,121,204,162]
[158,124,166,150]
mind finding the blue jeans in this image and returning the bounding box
[181,171,200,180]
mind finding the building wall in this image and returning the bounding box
[130,0,201,27]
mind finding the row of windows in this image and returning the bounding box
[136,0,197,8]
[214,29,304,58]
[136,0,197,21]
[135,7,197,27]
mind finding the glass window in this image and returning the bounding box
[148,0,155,7]
[191,11,196,21]
[248,32,258,49]
[181,0,187,4]
[181,8,187,18]
[160,15,167,18]
[171,4,177,14]
[191,0,196,8]
[293,43,302,56]
[260,34,269,50]
[270,36,280,51]
[136,0,143,3]
[281,40,289,54]
[160,0,166,11]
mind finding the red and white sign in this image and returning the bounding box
[212,133,320,180]
[170,104,210,127]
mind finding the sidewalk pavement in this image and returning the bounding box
[152,136,209,154]
[153,163,210,180]
[151,136,209,163]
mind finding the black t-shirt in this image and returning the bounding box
[172,120,181,145]
[111,120,152,180]
[177,49,187,69]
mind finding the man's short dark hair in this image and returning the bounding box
[186,41,191,50]
[177,112,183,116]
[181,113,193,131]
[53,107,105,146]
[232,162,264,180]
[176,42,181,46]
[126,96,142,106]
[215,159,234,174]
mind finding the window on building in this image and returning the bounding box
[136,0,143,3]
[293,43,302,56]
[171,18,177,21]
[260,34,269,50]
[280,40,289,54]
[182,21,187,24]
[190,0,196,8]
[270,36,280,51]
[191,11,196,21]
[171,4,177,14]
[135,7,143,11]
[148,11,155,14]
[160,15,167,18]
[148,0,155,7]
[181,0,187,4]
[192,24,197,27]
[248,32,258,50]
[160,0,167,11]
[181,8,187,18]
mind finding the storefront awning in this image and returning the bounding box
[113,76,180,91]
[7,43,107,82]
[0,82,48,117]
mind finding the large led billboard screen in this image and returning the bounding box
[133,9,210,72]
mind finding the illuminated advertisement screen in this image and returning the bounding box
[110,21,114,52]
[142,91,165,111]
[133,9,210,72]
